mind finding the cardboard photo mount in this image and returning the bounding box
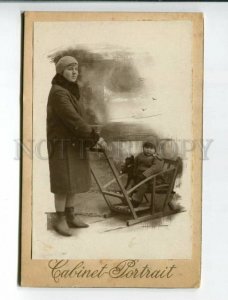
[21,12,203,287]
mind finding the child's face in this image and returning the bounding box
[143,146,156,156]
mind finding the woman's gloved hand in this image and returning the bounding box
[97,137,108,150]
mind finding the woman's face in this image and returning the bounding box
[62,64,78,82]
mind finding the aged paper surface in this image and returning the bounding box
[21,12,203,287]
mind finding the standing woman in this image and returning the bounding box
[47,56,106,236]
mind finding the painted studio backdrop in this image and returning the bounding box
[32,21,193,259]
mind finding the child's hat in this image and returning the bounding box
[143,141,156,149]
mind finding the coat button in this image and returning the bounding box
[72,143,75,147]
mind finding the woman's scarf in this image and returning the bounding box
[52,73,80,100]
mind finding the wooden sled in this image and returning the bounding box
[90,148,182,226]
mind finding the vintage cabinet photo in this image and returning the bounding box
[21,12,203,287]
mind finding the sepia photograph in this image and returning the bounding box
[21,12,203,287]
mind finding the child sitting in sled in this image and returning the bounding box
[131,141,164,208]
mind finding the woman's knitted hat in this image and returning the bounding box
[55,56,78,74]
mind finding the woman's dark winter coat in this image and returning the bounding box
[46,74,99,194]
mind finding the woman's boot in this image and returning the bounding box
[54,212,72,236]
[65,207,89,228]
